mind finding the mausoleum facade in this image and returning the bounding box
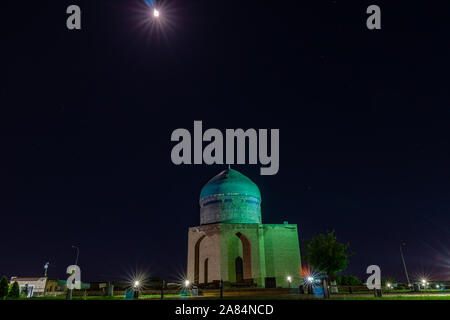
[187,168,302,288]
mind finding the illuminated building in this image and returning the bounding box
[187,168,302,288]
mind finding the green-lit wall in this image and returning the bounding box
[262,224,302,288]
[218,223,302,288]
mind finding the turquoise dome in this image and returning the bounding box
[200,168,261,201]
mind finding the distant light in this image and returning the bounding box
[184,280,190,287]
[307,276,314,282]
[134,280,140,287]
[436,285,440,289]
[387,283,391,288]
[421,279,427,284]
[287,276,292,283]
[153,9,160,17]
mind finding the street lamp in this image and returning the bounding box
[287,276,292,288]
[421,279,427,289]
[400,243,411,287]
[43,262,49,277]
[184,280,190,288]
[133,280,141,299]
[305,276,315,295]
[72,245,79,266]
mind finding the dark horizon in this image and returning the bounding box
[1,0,449,284]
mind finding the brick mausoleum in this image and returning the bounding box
[187,168,302,288]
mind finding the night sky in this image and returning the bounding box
[1,0,449,283]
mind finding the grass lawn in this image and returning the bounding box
[4,292,449,301]
[330,295,450,300]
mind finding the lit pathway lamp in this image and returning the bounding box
[133,280,140,299]
[421,279,427,289]
[286,276,292,289]
[181,279,190,297]
[306,276,314,294]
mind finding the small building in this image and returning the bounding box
[9,277,47,297]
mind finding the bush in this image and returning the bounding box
[0,276,8,299]
[7,281,20,299]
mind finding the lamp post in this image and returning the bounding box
[72,245,79,266]
[184,279,190,296]
[133,280,140,299]
[306,276,314,294]
[43,262,49,277]
[287,276,292,289]
[400,243,411,287]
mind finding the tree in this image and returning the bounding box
[0,276,8,299]
[7,281,20,299]
[335,274,362,286]
[303,230,353,280]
